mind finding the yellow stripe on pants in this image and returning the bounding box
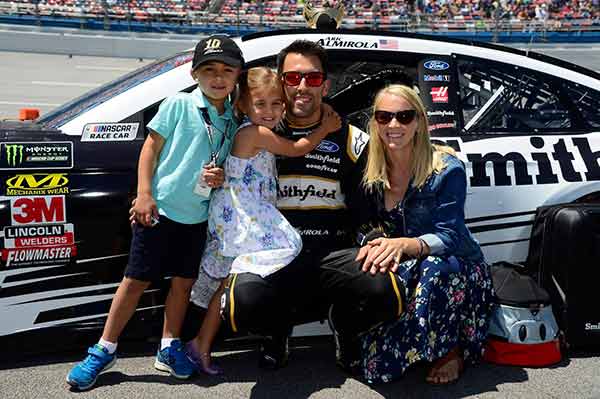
[389,272,403,316]
[228,274,238,333]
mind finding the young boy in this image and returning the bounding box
[66,35,244,391]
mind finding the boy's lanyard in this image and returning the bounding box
[200,108,230,165]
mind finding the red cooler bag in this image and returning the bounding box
[484,263,562,367]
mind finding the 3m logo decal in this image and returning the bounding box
[5,144,24,167]
[10,196,66,225]
[430,86,449,103]
[5,174,69,196]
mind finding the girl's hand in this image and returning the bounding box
[203,166,225,188]
[360,237,414,275]
[131,193,158,227]
[320,103,342,135]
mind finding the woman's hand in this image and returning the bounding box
[356,237,415,275]
[202,165,225,188]
[130,193,158,227]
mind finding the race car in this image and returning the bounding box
[2,29,600,353]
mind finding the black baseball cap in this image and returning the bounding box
[192,35,245,71]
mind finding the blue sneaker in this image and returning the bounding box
[154,340,195,379]
[66,344,116,391]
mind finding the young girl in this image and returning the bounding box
[186,66,341,374]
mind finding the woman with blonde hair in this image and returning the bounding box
[351,84,493,384]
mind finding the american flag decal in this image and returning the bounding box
[379,39,398,49]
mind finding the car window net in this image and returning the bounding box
[457,57,572,133]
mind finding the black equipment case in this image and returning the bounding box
[526,203,600,350]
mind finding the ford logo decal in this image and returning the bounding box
[424,60,450,71]
[316,140,339,153]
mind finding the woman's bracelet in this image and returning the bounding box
[416,237,425,259]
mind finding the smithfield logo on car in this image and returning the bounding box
[585,322,600,331]
[316,140,340,153]
[424,60,450,71]
[6,173,69,196]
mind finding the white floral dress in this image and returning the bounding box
[200,148,302,280]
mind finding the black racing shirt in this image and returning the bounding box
[275,117,369,252]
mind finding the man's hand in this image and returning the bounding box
[129,193,158,227]
[202,165,225,188]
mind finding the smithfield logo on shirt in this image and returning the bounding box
[279,184,337,201]
[316,140,339,153]
[424,60,450,71]
[277,176,345,210]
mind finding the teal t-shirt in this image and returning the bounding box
[147,88,237,224]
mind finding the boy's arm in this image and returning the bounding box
[133,130,165,226]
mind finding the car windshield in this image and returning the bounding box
[38,51,194,129]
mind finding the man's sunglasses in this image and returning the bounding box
[374,109,417,125]
[282,71,326,87]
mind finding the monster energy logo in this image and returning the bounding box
[5,144,24,167]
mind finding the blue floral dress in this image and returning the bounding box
[200,149,302,280]
[360,253,494,384]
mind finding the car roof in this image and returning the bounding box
[43,29,600,136]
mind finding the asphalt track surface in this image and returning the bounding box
[1,47,600,398]
[1,337,599,399]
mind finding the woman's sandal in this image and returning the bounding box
[426,347,464,385]
[185,343,224,376]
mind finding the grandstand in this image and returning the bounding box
[0,0,598,33]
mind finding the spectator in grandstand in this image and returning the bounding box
[536,3,549,22]
[65,35,243,391]
[351,84,494,384]
[217,40,404,373]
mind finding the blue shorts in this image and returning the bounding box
[125,215,207,282]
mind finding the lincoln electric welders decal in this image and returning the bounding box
[2,223,76,267]
[2,195,76,267]
[0,142,73,170]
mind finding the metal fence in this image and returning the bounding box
[1,0,599,39]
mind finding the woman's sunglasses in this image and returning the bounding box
[282,71,326,87]
[374,110,417,125]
